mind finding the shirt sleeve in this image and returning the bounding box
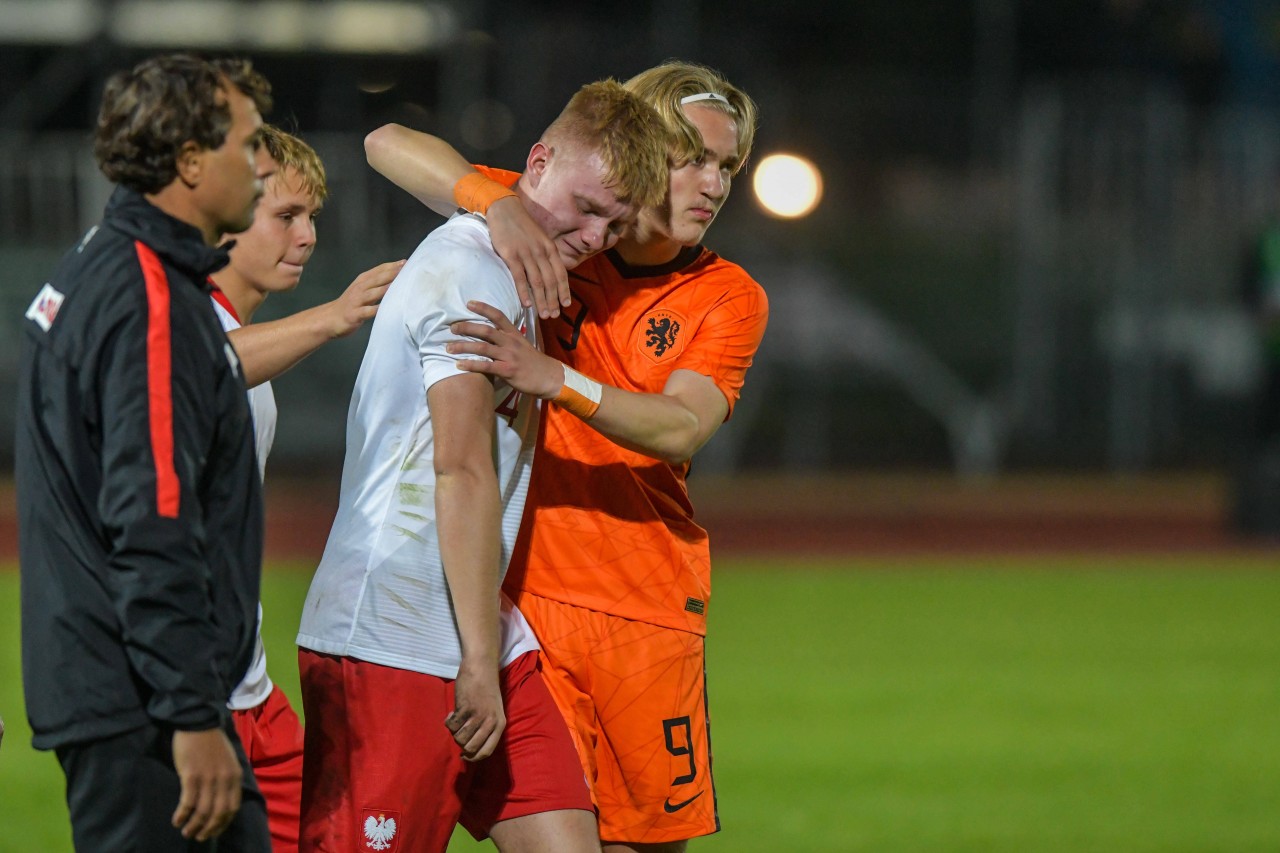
[96,263,228,732]
[401,228,524,392]
[671,272,769,417]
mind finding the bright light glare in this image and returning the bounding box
[102,0,454,52]
[752,153,823,219]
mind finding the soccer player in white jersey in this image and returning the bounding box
[210,123,404,853]
[294,81,670,853]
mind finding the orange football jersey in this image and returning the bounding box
[477,166,768,633]
[514,251,766,632]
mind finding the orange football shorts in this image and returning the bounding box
[519,593,719,844]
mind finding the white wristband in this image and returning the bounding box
[552,364,603,419]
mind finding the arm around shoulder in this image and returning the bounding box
[364,123,474,218]
[363,124,568,314]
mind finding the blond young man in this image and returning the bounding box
[209,124,404,853]
[296,80,670,853]
[365,61,767,853]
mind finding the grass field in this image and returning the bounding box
[1,556,1278,852]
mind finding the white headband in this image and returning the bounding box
[680,92,730,106]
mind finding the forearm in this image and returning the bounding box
[227,305,340,387]
[541,365,727,465]
[579,385,709,465]
[447,304,730,463]
[436,467,503,670]
[365,123,475,217]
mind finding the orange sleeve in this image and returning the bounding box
[670,272,768,417]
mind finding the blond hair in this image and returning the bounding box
[260,124,328,204]
[624,61,758,175]
[542,79,671,210]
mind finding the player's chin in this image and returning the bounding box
[273,264,305,289]
[265,274,303,293]
[559,247,590,269]
[677,217,713,245]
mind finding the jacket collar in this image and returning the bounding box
[104,186,233,280]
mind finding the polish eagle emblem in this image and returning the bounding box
[363,813,398,850]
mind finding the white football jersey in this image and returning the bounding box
[297,213,540,678]
[212,294,276,711]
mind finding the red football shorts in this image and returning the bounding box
[297,649,592,853]
[519,593,719,844]
[232,683,304,853]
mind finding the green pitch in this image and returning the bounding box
[1,557,1278,852]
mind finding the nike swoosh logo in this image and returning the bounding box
[663,791,703,813]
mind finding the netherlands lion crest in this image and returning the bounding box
[362,809,399,850]
[639,308,688,363]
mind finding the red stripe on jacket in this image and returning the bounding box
[134,241,181,518]
[209,283,240,323]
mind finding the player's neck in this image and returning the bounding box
[145,185,219,246]
[614,234,683,268]
[209,266,267,324]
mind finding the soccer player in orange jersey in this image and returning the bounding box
[365,61,766,853]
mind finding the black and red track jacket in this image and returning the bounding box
[16,186,264,750]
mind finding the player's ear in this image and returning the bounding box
[524,141,550,189]
[175,140,204,188]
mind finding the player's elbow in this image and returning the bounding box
[364,124,403,168]
[659,440,705,467]
[656,446,694,466]
[433,451,492,484]
[650,416,705,466]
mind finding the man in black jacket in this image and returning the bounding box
[16,53,273,851]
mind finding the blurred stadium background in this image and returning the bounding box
[8,0,1280,484]
[3,2,1280,851]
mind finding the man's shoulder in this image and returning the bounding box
[403,214,510,282]
[687,249,762,293]
[39,224,147,322]
[24,226,213,363]
[393,215,519,318]
[673,252,768,323]
[56,218,132,272]
[432,210,492,240]
[413,214,500,264]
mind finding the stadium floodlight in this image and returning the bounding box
[752,152,823,219]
